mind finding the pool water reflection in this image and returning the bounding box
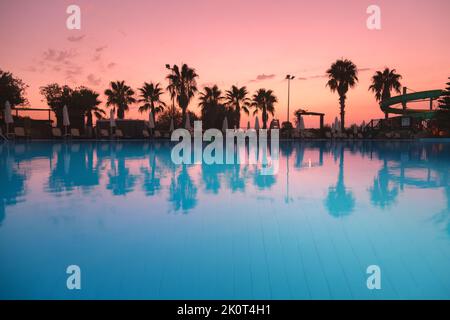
[0,141,449,299]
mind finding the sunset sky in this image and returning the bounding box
[0,0,449,127]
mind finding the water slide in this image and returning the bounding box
[380,89,443,119]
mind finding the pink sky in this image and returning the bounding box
[0,0,449,127]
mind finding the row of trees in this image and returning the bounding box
[1,62,446,131]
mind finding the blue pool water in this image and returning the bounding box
[0,141,449,299]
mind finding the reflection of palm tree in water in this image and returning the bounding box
[325,145,355,217]
[369,159,399,209]
[47,143,101,193]
[107,149,137,196]
[226,163,248,193]
[141,147,161,196]
[168,165,197,213]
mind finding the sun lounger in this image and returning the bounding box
[325,132,332,139]
[71,128,81,138]
[14,127,30,139]
[357,133,363,139]
[99,129,109,138]
[163,132,171,138]
[154,130,162,138]
[143,129,150,138]
[52,127,63,138]
[115,129,124,138]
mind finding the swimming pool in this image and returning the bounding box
[0,141,449,299]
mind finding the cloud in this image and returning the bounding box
[95,46,108,52]
[92,54,101,62]
[107,62,117,69]
[43,49,77,63]
[358,67,371,72]
[250,74,276,82]
[67,35,85,42]
[297,77,308,81]
[65,65,83,77]
[87,74,101,86]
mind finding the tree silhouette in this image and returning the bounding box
[369,68,402,118]
[199,85,225,129]
[225,85,250,129]
[166,64,199,126]
[40,83,73,127]
[326,59,358,131]
[104,81,136,119]
[0,69,28,110]
[251,89,277,129]
[71,87,105,128]
[138,82,166,123]
[438,77,450,110]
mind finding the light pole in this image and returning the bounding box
[285,74,295,124]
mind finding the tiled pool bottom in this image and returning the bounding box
[0,141,449,299]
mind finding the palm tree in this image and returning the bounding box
[326,59,359,131]
[76,87,105,128]
[138,82,166,123]
[225,85,250,129]
[104,81,136,119]
[369,68,402,118]
[166,64,199,125]
[251,89,277,129]
[199,85,224,129]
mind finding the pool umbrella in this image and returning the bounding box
[63,105,70,136]
[222,116,228,132]
[4,101,13,135]
[255,116,260,130]
[334,117,340,133]
[185,113,191,130]
[299,115,305,130]
[361,120,366,132]
[109,108,116,136]
[169,117,174,132]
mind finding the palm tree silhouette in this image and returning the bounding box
[138,82,166,123]
[76,88,105,128]
[199,85,224,129]
[225,85,250,129]
[251,89,277,129]
[166,64,199,125]
[104,81,136,119]
[326,59,359,131]
[369,68,402,119]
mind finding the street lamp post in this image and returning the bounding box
[285,74,295,124]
